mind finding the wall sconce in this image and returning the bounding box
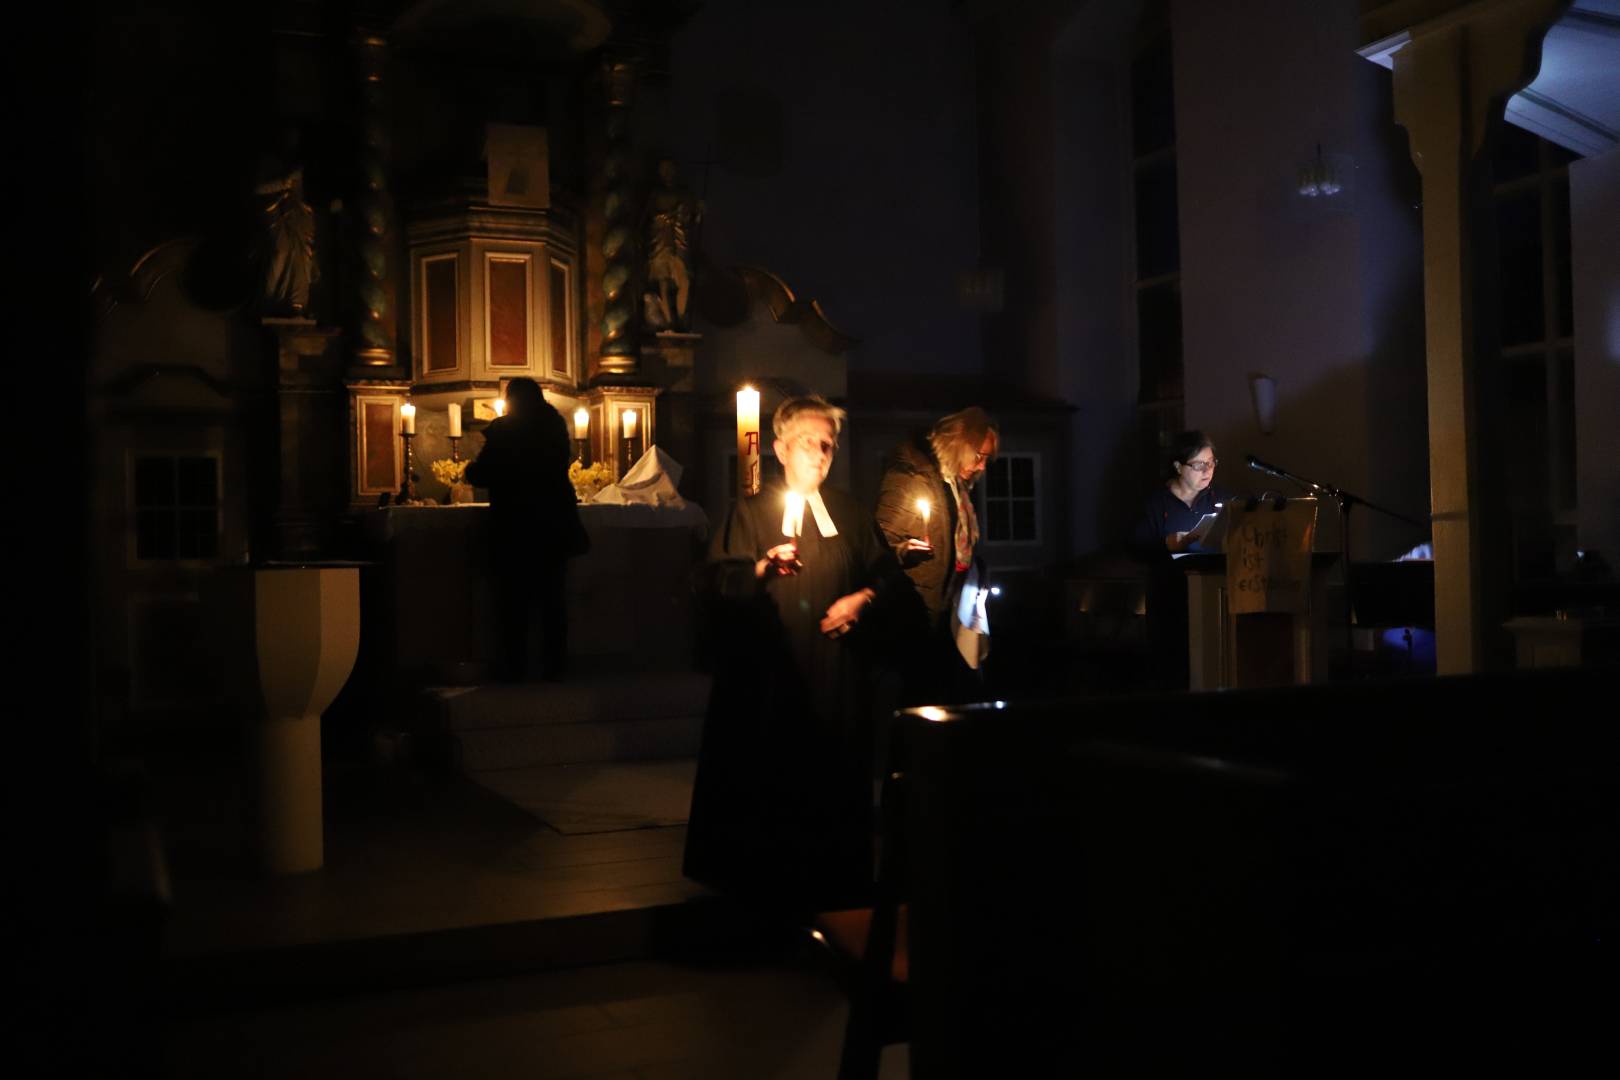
[1249,372,1278,435]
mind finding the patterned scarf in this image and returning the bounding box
[945,473,978,572]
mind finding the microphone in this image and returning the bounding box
[1246,454,1288,479]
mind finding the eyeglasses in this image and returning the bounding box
[1183,458,1218,473]
[790,435,837,457]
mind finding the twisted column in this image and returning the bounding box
[598,58,639,376]
[351,31,397,367]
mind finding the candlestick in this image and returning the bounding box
[400,402,416,435]
[399,431,417,503]
[449,435,461,463]
[736,386,760,498]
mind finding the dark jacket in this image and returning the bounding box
[875,434,961,628]
[465,404,588,561]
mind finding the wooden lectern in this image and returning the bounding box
[1183,498,1338,689]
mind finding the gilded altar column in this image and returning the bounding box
[598,57,640,377]
[350,29,398,369]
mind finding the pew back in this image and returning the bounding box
[891,669,1615,1077]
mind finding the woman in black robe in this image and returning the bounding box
[685,395,899,915]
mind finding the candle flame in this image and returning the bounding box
[784,491,805,538]
[916,496,931,524]
[574,407,589,439]
[492,398,506,417]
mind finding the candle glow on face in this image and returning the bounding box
[784,491,805,538]
[400,402,416,434]
[574,407,589,440]
[622,409,638,438]
[492,398,506,418]
[447,402,462,438]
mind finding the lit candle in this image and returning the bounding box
[784,491,804,538]
[400,402,416,435]
[622,408,638,439]
[492,398,506,418]
[574,407,589,440]
[447,402,462,438]
[916,496,931,531]
[736,386,760,497]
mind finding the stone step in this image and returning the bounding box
[426,670,713,732]
[471,759,698,833]
[458,715,703,771]
[162,895,744,1014]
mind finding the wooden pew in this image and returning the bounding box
[831,668,1615,1078]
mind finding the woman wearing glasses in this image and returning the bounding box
[686,395,900,914]
[1134,430,1230,690]
[1135,430,1228,555]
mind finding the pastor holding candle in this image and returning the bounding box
[684,395,902,914]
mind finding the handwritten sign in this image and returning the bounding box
[1225,499,1318,614]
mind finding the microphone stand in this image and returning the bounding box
[1245,456,1427,677]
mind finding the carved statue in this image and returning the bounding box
[255,165,318,316]
[642,157,703,332]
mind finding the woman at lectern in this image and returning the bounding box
[1133,431,1230,691]
[1134,430,1229,556]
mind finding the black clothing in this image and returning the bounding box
[1132,483,1229,691]
[465,403,587,680]
[684,484,899,914]
[1134,484,1228,556]
[874,434,982,706]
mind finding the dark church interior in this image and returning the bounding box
[33,0,1620,1075]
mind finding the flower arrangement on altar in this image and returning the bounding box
[569,460,613,502]
[430,458,468,488]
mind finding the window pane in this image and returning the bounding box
[1503,357,1547,512]
[488,258,528,367]
[177,457,217,506]
[1137,281,1183,402]
[986,458,1009,499]
[177,507,218,559]
[1011,457,1035,498]
[134,457,174,508]
[987,501,1010,542]
[1496,190,1544,346]
[1556,349,1575,512]
[136,508,175,559]
[1012,501,1036,541]
[1134,158,1180,279]
[1552,179,1572,339]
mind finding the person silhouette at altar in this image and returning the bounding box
[1133,431,1232,690]
[465,377,589,682]
[685,395,901,915]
